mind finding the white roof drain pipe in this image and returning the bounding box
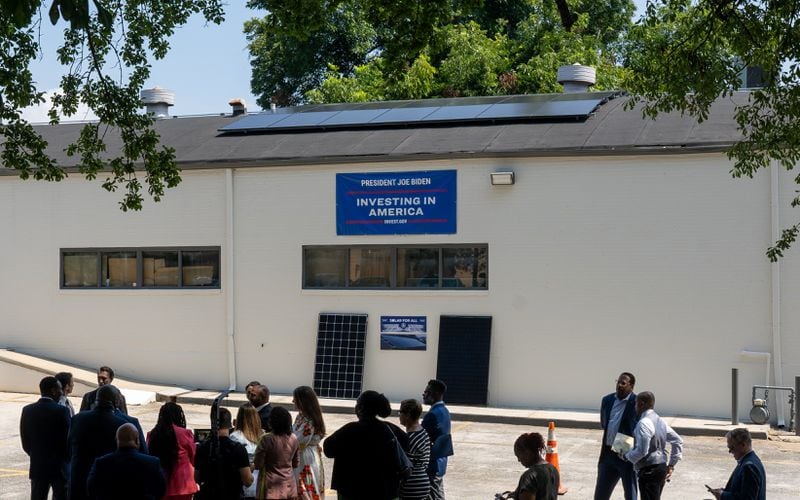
[770,163,786,427]
[225,168,238,391]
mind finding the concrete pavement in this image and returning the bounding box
[2,392,800,499]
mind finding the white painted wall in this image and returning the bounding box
[0,171,229,389]
[1,153,797,419]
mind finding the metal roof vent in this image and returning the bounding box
[140,87,175,118]
[229,98,247,117]
[557,64,596,93]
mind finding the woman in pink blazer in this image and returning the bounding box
[147,402,199,500]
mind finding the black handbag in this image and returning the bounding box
[386,423,412,479]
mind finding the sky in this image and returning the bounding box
[21,1,648,123]
[22,3,267,122]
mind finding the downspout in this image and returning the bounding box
[771,163,786,426]
[226,168,237,391]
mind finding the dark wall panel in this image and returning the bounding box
[436,315,492,405]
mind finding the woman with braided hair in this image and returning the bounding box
[500,432,559,500]
[147,402,198,500]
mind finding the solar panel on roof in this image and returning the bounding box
[219,112,289,132]
[218,92,618,134]
[536,99,604,117]
[370,106,438,123]
[477,98,603,120]
[268,110,340,128]
[421,104,493,122]
[320,108,389,126]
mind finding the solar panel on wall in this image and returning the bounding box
[436,315,492,405]
[313,313,368,399]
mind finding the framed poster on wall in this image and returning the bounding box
[380,316,427,350]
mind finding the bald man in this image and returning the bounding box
[87,423,165,500]
[68,386,146,500]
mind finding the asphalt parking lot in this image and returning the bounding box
[2,393,799,499]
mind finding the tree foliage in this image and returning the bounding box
[246,0,635,104]
[624,0,800,259]
[0,0,224,210]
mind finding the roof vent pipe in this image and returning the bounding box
[270,102,277,113]
[557,64,596,93]
[140,87,175,119]
[229,98,247,117]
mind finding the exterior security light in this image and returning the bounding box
[490,171,515,185]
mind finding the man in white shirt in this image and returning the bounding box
[624,391,683,500]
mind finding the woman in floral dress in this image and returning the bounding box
[292,386,326,500]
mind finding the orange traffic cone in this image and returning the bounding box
[545,421,568,495]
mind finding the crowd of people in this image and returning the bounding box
[18,367,456,500]
[18,367,767,500]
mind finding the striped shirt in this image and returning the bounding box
[399,428,431,500]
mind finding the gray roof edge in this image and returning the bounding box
[0,142,735,177]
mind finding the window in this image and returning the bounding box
[349,247,391,287]
[303,245,487,290]
[61,247,220,289]
[63,252,99,288]
[398,248,439,288]
[304,247,347,287]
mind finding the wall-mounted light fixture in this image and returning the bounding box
[490,171,515,185]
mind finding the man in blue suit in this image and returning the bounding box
[68,385,147,500]
[422,379,453,500]
[19,376,71,500]
[594,372,638,500]
[707,428,766,500]
[87,422,166,499]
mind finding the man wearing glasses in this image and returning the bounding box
[707,428,766,499]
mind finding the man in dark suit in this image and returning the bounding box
[594,371,639,500]
[19,376,71,500]
[68,385,146,500]
[422,379,454,500]
[80,365,128,414]
[87,422,166,500]
[708,428,766,500]
[250,384,272,432]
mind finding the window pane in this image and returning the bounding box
[304,248,347,288]
[63,252,98,287]
[182,250,220,287]
[101,252,137,287]
[443,247,488,288]
[349,248,391,287]
[143,251,179,287]
[398,248,440,287]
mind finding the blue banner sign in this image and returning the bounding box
[336,170,457,235]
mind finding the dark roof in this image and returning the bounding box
[4,92,749,174]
